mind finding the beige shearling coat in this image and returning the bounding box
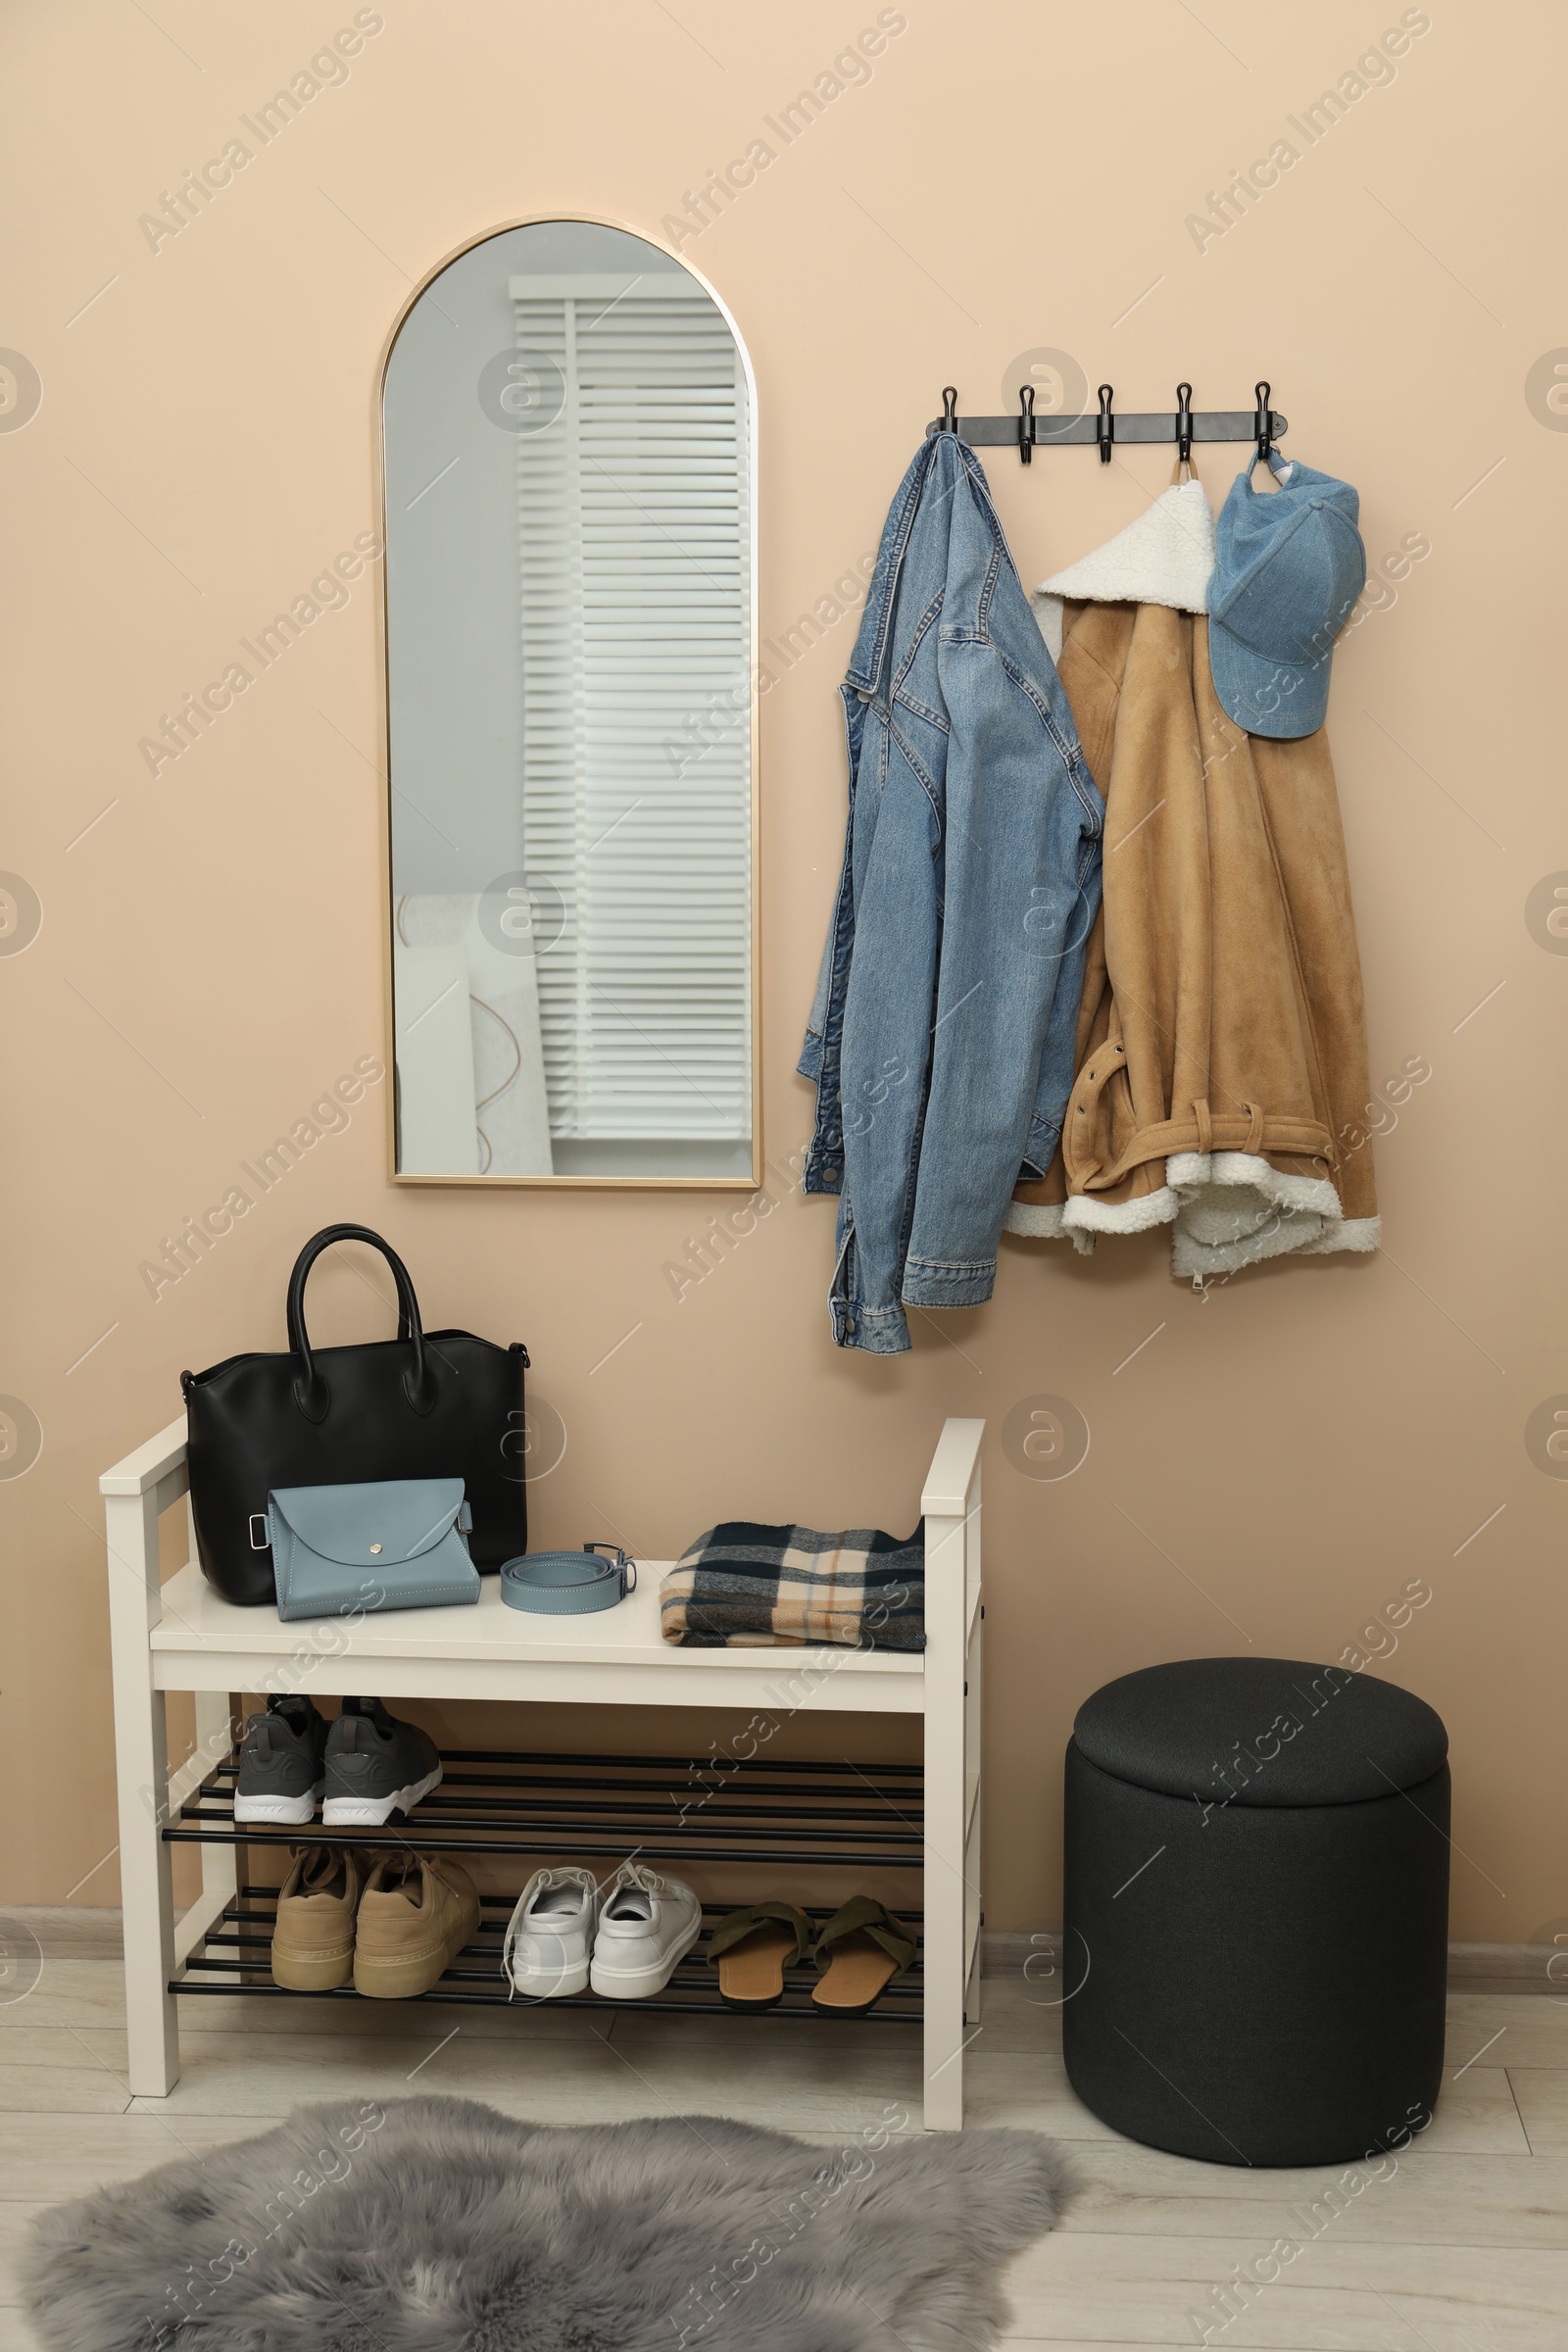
[1007,482,1378,1279]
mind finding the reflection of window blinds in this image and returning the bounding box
[510,273,752,1142]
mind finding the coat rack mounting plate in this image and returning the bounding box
[924,407,1288,448]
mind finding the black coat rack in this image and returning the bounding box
[926,380,1287,466]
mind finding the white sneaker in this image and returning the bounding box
[590,1862,703,1999]
[502,1867,599,1998]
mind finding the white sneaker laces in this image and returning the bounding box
[612,1862,663,1896]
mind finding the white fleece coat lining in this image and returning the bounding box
[1005,1158,1378,1271]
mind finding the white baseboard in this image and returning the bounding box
[981,1929,1562,1995]
[7,1906,124,1959]
[8,1910,1561,1993]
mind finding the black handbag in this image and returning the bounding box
[182,1223,528,1605]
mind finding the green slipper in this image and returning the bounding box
[811,1896,917,2014]
[705,1902,812,2010]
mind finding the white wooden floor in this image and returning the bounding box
[2,1966,1564,2348]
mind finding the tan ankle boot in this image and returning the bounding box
[270,1846,362,1990]
[354,1853,480,1998]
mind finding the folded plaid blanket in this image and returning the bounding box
[661,1521,925,1650]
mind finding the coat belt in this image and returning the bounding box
[1062,1043,1335,1192]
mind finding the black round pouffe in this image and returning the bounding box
[1061,1656,1449,2168]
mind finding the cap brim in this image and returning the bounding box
[1207,618,1331,741]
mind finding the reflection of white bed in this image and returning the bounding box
[393,943,478,1175]
[394,895,553,1176]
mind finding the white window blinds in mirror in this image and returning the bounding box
[509,273,753,1153]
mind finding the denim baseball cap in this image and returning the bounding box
[1207,453,1366,739]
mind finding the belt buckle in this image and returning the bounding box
[582,1540,636,1597]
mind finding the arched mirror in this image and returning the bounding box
[382,219,757,1183]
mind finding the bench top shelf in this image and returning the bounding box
[150,1556,920,1679]
[144,1555,931,1709]
[108,1413,979,1713]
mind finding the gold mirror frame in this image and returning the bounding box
[374,214,761,1189]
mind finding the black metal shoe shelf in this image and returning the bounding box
[167,1744,925,2022]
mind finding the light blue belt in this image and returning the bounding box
[500,1544,636,1614]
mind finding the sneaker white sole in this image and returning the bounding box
[321,1764,442,1829]
[506,1955,591,1999]
[590,1912,704,2000]
[234,1784,322,1826]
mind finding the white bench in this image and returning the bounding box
[103,1415,984,2125]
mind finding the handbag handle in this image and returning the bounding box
[285,1225,435,1425]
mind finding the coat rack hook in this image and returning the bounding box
[1253,379,1273,464]
[1096,383,1114,466]
[941,385,958,433]
[1176,381,1194,464]
[1017,382,1035,466]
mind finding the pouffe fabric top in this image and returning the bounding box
[1062,1656,1450,2171]
[1073,1654,1447,1806]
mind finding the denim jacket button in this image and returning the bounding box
[843,1315,858,1336]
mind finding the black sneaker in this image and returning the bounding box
[321,1697,442,1828]
[234,1695,328,1826]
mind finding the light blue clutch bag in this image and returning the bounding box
[263,1477,480,1623]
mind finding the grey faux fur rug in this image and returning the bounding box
[23,2094,1067,2351]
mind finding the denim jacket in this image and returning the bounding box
[799,432,1103,1353]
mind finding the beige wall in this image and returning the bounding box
[3,0,1563,1938]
